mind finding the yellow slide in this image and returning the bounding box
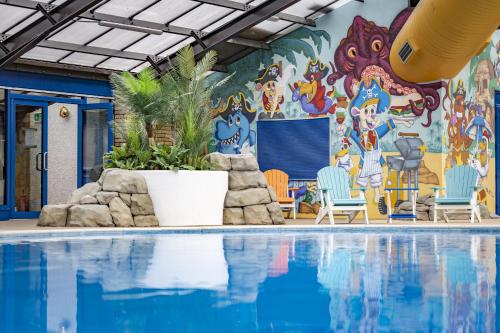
[390,0,500,83]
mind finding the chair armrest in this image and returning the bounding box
[289,187,299,192]
[385,187,419,191]
[471,185,482,190]
[431,187,445,192]
[351,187,367,192]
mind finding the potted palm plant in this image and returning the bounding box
[111,68,167,145]
[108,46,230,226]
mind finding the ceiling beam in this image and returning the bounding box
[11,58,113,79]
[38,40,161,62]
[227,37,270,50]
[0,0,103,69]
[22,40,229,73]
[196,0,316,26]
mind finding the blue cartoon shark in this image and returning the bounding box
[214,93,257,154]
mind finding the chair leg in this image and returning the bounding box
[293,203,296,220]
[475,206,482,223]
[364,207,369,224]
[328,210,335,225]
[315,208,327,224]
[470,207,475,224]
[433,205,437,224]
[443,210,449,223]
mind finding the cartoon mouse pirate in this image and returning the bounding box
[345,79,395,204]
[255,63,285,119]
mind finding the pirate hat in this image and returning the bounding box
[216,92,257,123]
[453,79,466,98]
[303,59,329,80]
[255,63,282,85]
[348,78,391,115]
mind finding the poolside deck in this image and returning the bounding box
[1,218,500,235]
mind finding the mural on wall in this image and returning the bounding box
[254,63,285,120]
[343,79,394,204]
[291,59,336,116]
[496,41,500,87]
[210,0,499,216]
[327,9,444,128]
[212,93,257,154]
[442,42,498,203]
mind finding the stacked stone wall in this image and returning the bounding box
[38,169,158,227]
[207,153,285,225]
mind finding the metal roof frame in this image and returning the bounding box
[0,0,103,69]
[0,0,353,75]
[196,0,316,26]
[153,0,300,74]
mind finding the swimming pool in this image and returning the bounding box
[0,230,497,332]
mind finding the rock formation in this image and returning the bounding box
[38,169,158,227]
[207,153,285,225]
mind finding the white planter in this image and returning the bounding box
[136,170,228,227]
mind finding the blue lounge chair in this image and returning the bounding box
[315,166,369,225]
[432,165,481,223]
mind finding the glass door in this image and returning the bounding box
[11,100,47,218]
[80,103,112,186]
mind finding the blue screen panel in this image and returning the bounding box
[257,117,330,180]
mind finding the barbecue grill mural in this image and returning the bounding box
[210,0,499,217]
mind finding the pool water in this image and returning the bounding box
[0,231,497,332]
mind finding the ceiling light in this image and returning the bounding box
[98,21,163,35]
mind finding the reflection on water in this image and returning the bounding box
[0,232,497,332]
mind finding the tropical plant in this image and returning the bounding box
[104,114,213,171]
[104,115,151,170]
[160,45,231,164]
[106,45,228,170]
[111,68,167,144]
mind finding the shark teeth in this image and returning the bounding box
[221,131,240,145]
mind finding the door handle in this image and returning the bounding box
[43,152,48,171]
[35,152,42,171]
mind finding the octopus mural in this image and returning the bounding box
[326,8,443,127]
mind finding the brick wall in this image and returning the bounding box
[113,104,174,146]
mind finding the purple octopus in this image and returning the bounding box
[326,9,444,127]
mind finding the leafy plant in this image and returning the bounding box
[104,116,213,170]
[149,144,193,170]
[107,46,228,171]
[160,45,232,164]
[111,68,167,144]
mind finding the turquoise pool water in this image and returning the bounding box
[0,231,497,332]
